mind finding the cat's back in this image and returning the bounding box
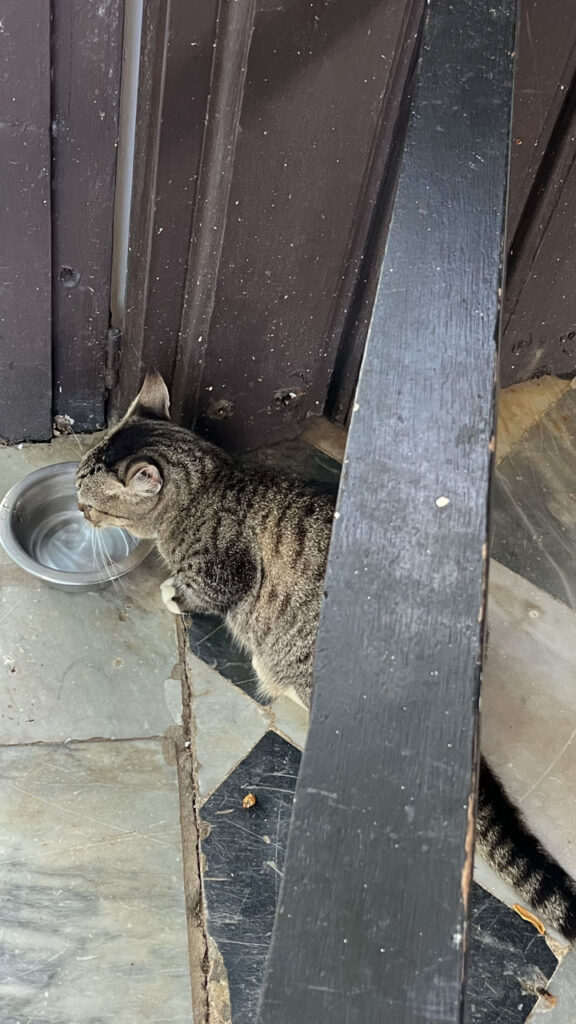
[239,466,334,585]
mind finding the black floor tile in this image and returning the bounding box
[201,729,556,1024]
[465,887,557,1022]
[201,731,301,1024]
[187,613,262,701]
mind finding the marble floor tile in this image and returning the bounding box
[300,415,347,464]
[496,376,570,464]
[466,887,557,1023]
[0,438,182,744]
[476,559,576,958]
[0,738,191,1023]
[527,952,576,1021]
[482,560,576,881]
[187,614,261,703]
[201,732,301,1024]
[269,693,309,750]
[186,654,270,803]
[492,387,576,608]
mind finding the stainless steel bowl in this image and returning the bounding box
[0,461,154,592]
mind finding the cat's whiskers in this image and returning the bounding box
[90,523,97,570]
[68,422,84,458]
[96,528,123,592]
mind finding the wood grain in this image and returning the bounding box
[0,2,51,442]
[51,0,124,430]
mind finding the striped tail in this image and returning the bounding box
[476,757,576,942]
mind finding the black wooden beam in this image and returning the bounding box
[256,1,516,1022]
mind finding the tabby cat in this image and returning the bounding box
[76,371,576,941]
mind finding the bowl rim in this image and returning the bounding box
[0,460,155,587]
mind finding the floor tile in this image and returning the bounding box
[186,654,270,803]
[0,553,180,744]
[269,694,309,750]
[466,887,557,1023]
[492,388,576,607]
[0,438,181,744]
[527,952,576,1021]
[201,732,301,1024]
[0,738,192,1023]
[187,614,261,703]
[481,560,576,901]
[300,415,347,464]
[496,376,570,464]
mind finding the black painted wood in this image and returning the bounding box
[256,1,516,1022]
[0,2,52,442]
[51,0,124,431]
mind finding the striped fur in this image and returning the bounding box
[477,757,576,941]
[76,371,576,941]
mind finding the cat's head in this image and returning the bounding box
[75,371,173,537]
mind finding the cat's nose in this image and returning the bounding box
[78,502,91,516]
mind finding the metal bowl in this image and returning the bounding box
[0,461,154,592]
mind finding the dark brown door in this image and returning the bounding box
[0,2,52,443]
[500,0,576,385]
[115,0,427,451]
[0,1,124,443]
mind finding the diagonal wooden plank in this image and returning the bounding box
[256,1,516,1022]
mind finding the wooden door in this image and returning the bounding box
[0,2,52,443]
[0,1,124,443]
[114,0,427,451]
[500,0,576,385]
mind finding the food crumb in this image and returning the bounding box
[242,792,257,809]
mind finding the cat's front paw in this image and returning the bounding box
[160,576,182,614]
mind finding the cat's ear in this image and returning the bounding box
[126,461,163,496]
[126,370,170,421]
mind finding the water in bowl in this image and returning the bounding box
[29,509,137,573]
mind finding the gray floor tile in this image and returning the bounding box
[0,554,181,743]
[187,654,270,803]
[269,694,309,750]
[482,559,576,913]
[0,738,192,1023]
[0,438,182,744]
[527,951,576,1020]
[492,388,576,608]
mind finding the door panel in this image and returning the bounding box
[0,2,52,443]
[118,0,426,451]
[51,0,125,431]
